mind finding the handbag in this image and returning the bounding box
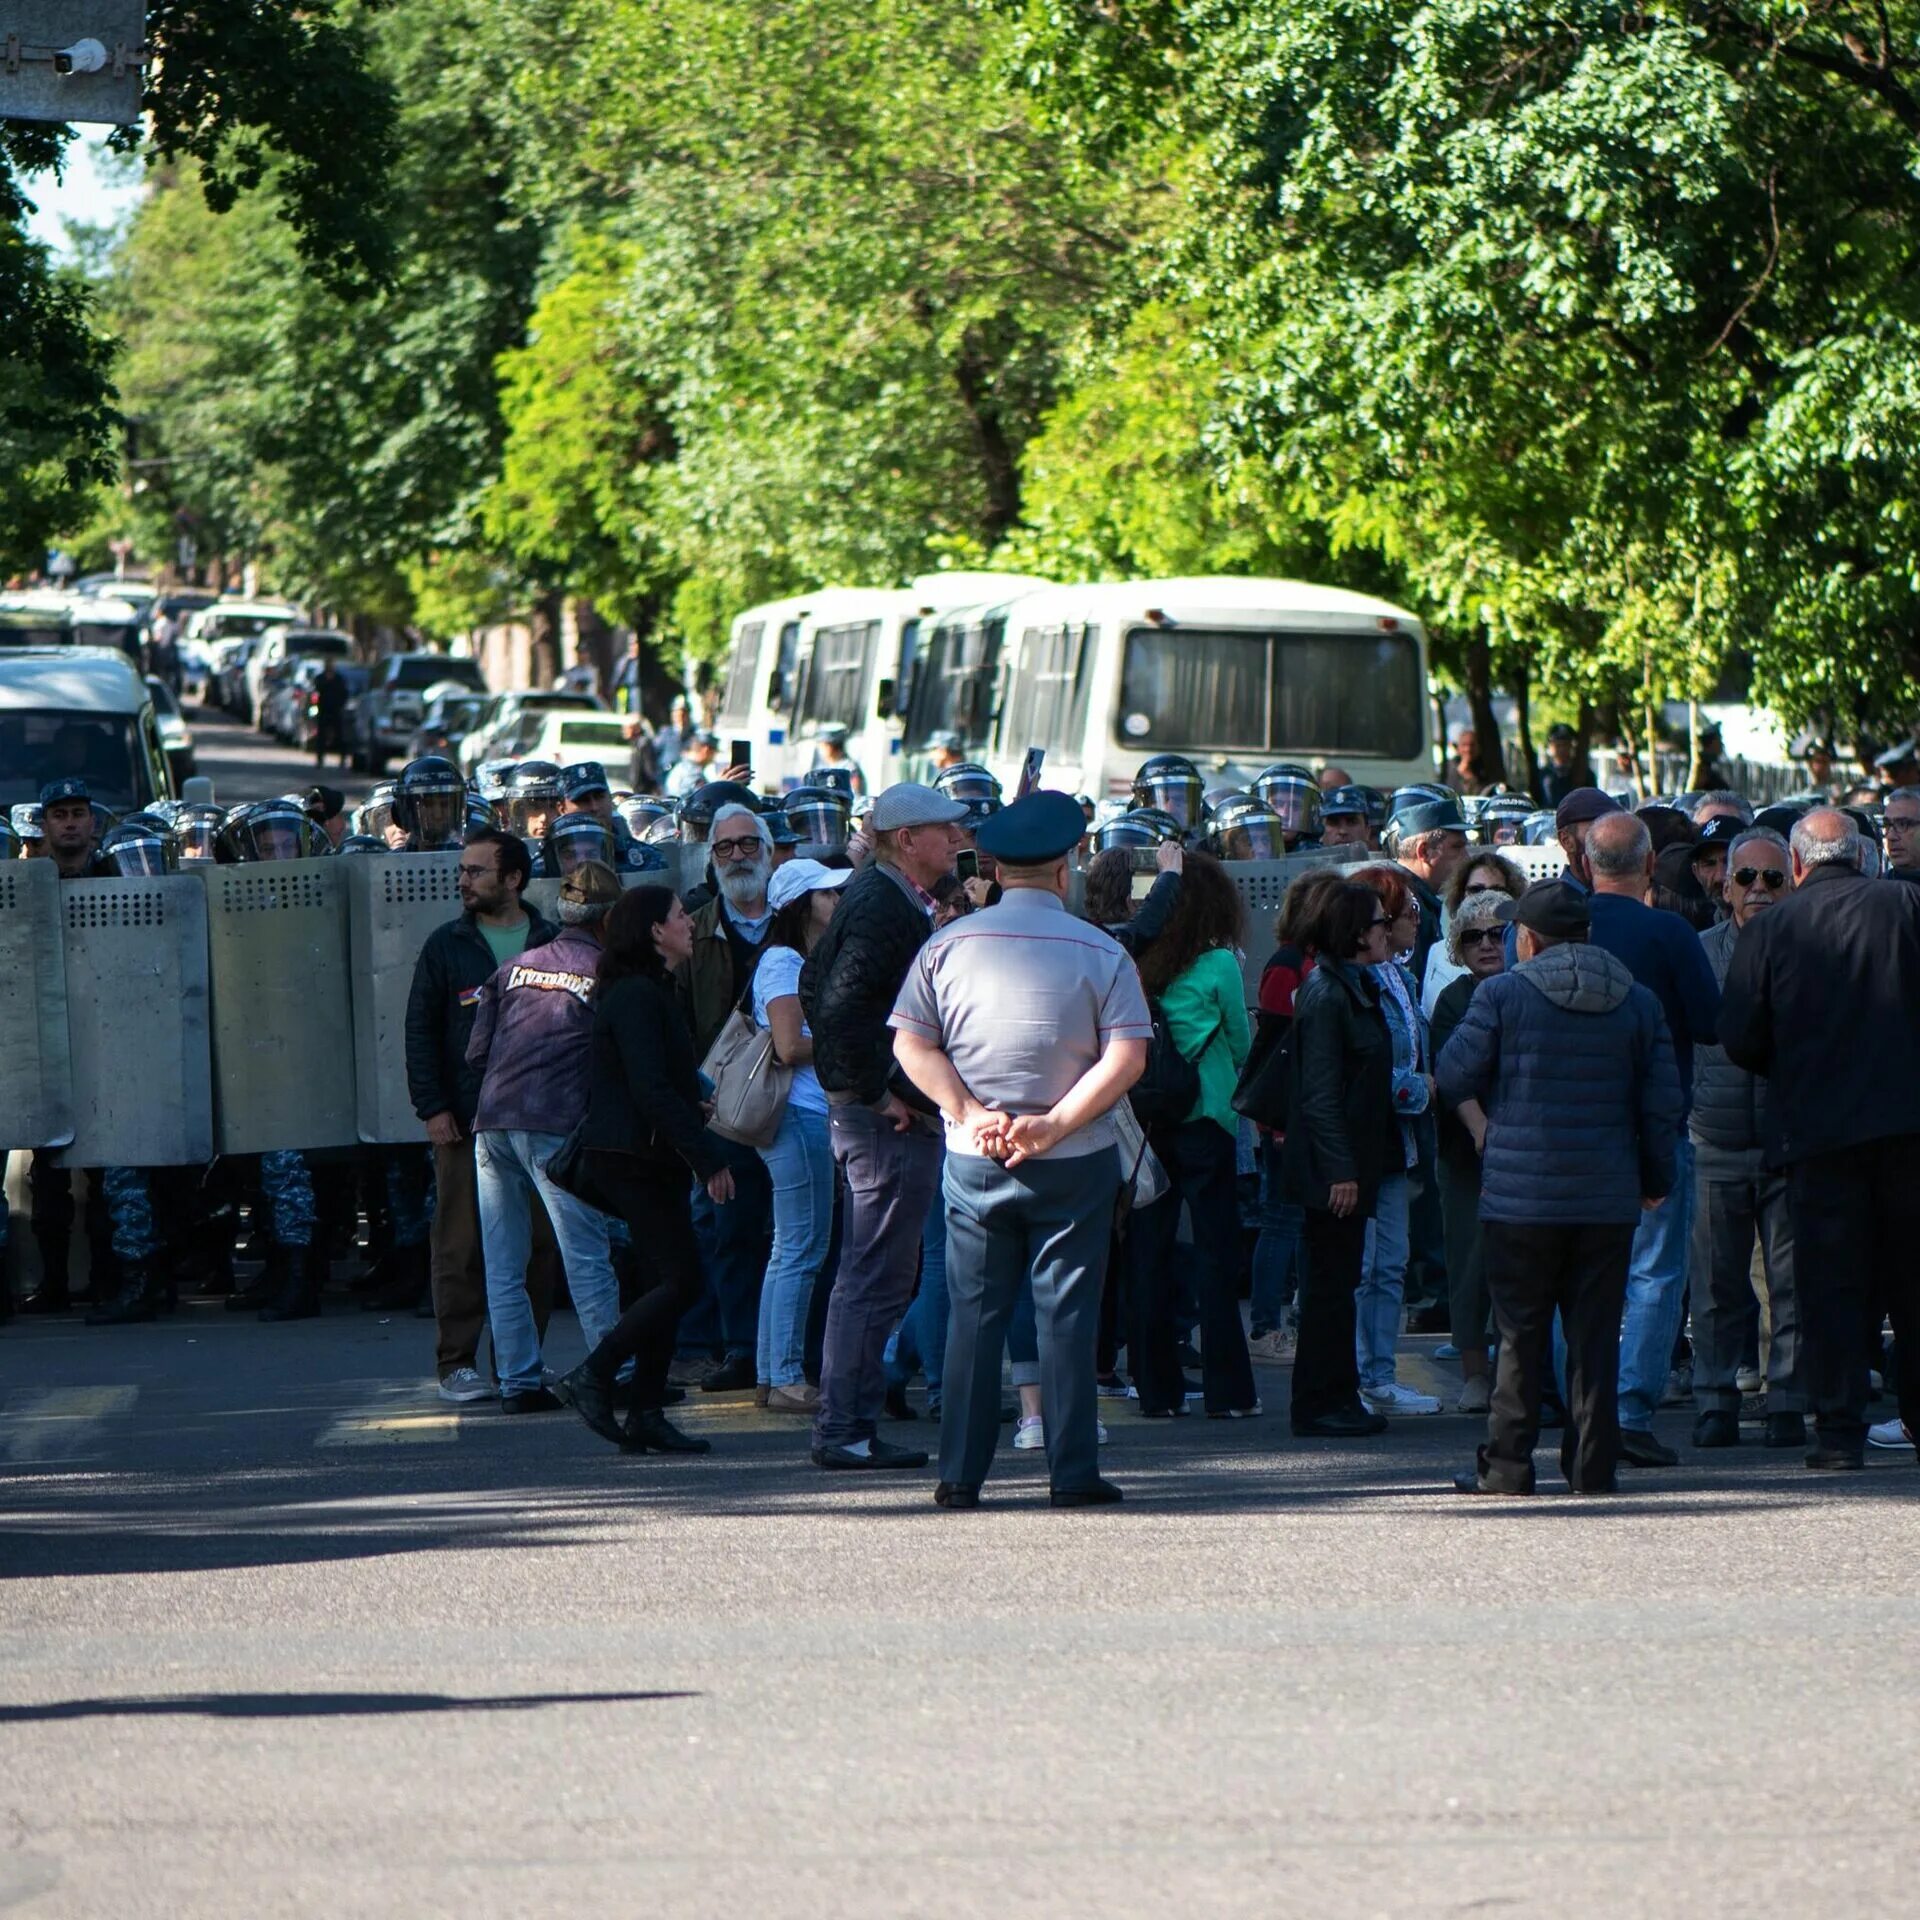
[1109,1097,1170,1237]
[699,978,794,1148]
[1231,1015,1293,1131]
[1128,1001,1209,1128]
[542,1117,612,1214]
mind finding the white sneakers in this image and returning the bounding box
[1734,1365,1763,1395]
[1362,1381,1441,1416]
[1867,1418,1914,1451]
[437,1367,492,1404]
[1012,1415,1107,1450]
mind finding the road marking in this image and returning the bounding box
[0,1386,140,1463]
[315,1411,461,1447]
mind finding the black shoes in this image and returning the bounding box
[622,1407,711,1455]
[84,1263,166,1326]
[1453,1471,1529,1496]
[1763,1412,1807,1449]
[1051,1478,1123,1508]
[933,1482,980,1509]
[1292,1403,1389,1439]
[501,1386,563,1415]
[1617,1427,1679,1468]
[699,1353,756,1393]
[883,1383,918,1421]
[553,1363,624,1445]
[259,1247,327,1323]
[1691,1410,1740,1449]
[810,1436,929,1471]
[1804,1445,1865,1472]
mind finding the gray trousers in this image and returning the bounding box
[813,1104,944,1449]
[939,1147,1120,1495]
[1691,1142,1804,1414]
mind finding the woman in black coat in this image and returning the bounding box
[1284,881,1400,1437]
[554,885,735,1456]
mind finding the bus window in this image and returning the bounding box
[793,620,878,734]
[908,616,1005,750]
[1003,623,1097,757]
[1117,626,1422,759]
[770,621,803,712]
[719,621,764,724]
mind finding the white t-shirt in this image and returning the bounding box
[750,943,826,1116]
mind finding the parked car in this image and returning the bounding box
[516,708,636,772]
[0,647,173,813]
[145,675,197,787]
[181,600,301,714]
[287,659,371,754]
[249,625,353,731]
[457,688,606,774]
[348,652,488,774]
[405,685,492,761]
[67,595,148,658]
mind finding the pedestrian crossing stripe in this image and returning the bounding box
[0,1386,140,1462]
[315,1412,461,1446]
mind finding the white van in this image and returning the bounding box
[714,573,1048,791]
[0,647,174,813]
[897,576,1435,799]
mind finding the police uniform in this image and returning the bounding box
[889,791,1152,1501]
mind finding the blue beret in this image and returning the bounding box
[40,776,91,808]
[973,789,1086,864]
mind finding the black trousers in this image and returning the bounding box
[1125,1119,1257,1416]
[1292,1208,1368,1425]
[1785,1136,1920,1455]
[584,1156,705,1412]
[1480,1221,1634,1492]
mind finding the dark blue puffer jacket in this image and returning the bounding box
[1436,943,1681,1226]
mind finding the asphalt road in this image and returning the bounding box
[2,1302,1915,1919]
[184,704,375,809]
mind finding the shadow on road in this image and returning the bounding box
[0,1689,697,1723]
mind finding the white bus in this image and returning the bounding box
[896,576,1434,798]
[714,574,1047,791]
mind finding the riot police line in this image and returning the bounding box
[1,746,1567,1329]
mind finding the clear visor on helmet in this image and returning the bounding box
[1523,812,1558,845]
[641,812,681,846]
[100,833,176,876]
[1255,776,1323,837]
[403,786,466,849]
[356,801,395,839]
[785,795,852,850]
[175,813,222,862]
[1133,770,1204,831]
[937,769,1000,807]
[506,793,560,839]
[1208,811,1286,861]
[549,820,615,875]
[1091,819,1161,854]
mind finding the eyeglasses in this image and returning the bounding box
[455,861,497,879]
[1462,880,1500,894]
[1886,816,1920,834]
[1461,928,1505,947]
[710,836,763,860]
[1731,867,1787,890]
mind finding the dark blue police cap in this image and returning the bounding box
[561,760,611,799]
[40,776,91,808]
[973,789,1086,865]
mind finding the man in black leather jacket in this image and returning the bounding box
[405,829,557,1402]
[799,783,967,1469]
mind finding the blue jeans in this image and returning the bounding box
[755,1105,834,1388]
[1356,1170,1410,1388]
[885,1146,950,1410]
[690,1134,773,1361]
[1616,1136,1696,1430]
[1251,1135,1302,1333]
[474,1128,620,1396]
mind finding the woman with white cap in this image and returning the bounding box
[753,858,852,1411]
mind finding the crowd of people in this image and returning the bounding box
[4,733,1917,1505]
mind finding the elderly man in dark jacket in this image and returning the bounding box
[404,828,558,1402]
[799,782,968,1468]
[1689,827,1804,1450]
[1438,881,1681,1495]
[1721,810,1920,1469]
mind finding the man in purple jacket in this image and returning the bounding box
[467,861,624,1411]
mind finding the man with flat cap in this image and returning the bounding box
[1436,880,1680,1495]
[1552,785,1620,891]
[889,790,1151,1508]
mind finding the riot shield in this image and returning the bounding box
[200,858,358,1153]
[346,852,461,1143]
[0,860,74,1149]
[53,875,212,1167]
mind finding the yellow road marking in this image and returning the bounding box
[315,1411,461,1446]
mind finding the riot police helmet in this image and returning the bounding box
[1131,753,1205,833]
[354,783,398,842]
[219,799,326,863]
[933,760,1003,830]
[777,784,853,851]
[545,814,617,877]
[1521,810,1559,845]
[1477,792,1534,845]
[9,803,43,848]
[1205,797,1288,862]
[1251,766,1324,841]
[98,819,179,876]
[502,760,566,839]
[1202,785,1254,818]
[172,803,226,863]
[465,794,497,837]
[677,779,759,843]
[0,818,21,860]
[640,808,682,846]
[1090,809,1175,854]
[619,796,672,839]
[337,834,386,856]
[394,755,467,850]
[760,807,801,849]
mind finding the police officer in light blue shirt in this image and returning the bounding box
[889,791,1152,1509]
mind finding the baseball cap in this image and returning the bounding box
[1554,787,1620,829]
[557,860,621,910]
[40,776,91,808]
[869,782,967,832]
[768,857,853,913]
[1693,815,1745,852]
[1495,880,1591,940]
[305,784,345,822]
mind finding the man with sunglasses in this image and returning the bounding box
[1689,829,1805,1451]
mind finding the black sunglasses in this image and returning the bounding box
[1732,867,1787,890]
[1461,927,1505,947]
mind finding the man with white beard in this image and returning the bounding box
[672,803,778,1393]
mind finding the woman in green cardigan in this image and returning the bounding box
[1127,853,1257,1417]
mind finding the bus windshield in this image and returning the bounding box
[1117,625,1423,760]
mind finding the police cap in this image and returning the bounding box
[562,760,611,800]
[974,789,1086,866]
[40,776,91,809]
[1321,783,1369,819]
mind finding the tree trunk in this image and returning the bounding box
[1512,655,1538,801]
[528,590,562,691]
[1577,698,1600,788]
[1462,633,1503,787]
[952,327,1022,547]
